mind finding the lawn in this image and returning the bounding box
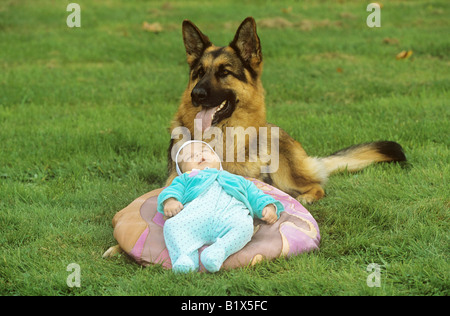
[0,0,448,296]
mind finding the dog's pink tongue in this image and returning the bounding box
[195,107,217,131]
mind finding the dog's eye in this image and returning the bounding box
[217,69,230,78]
[197,68,205,78]
[193,67,205,80]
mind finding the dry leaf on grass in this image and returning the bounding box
[383,37,399,45]
[396,50,413,60]
[142,21,163,33]
[259,17,293,28]
[281,7,293,14]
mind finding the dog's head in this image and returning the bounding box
[182,17,264,132]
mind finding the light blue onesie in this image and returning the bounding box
[163,180,254,273]
[158,168,284,273]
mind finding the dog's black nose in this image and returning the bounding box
[191,86,208,106]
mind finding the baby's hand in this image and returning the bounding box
[163,198,184,218]
[262,204,278,225]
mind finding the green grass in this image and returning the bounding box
[0,0,448,296]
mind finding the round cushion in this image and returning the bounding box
[111,178,320,271]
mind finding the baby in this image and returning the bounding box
[157,140,284,273]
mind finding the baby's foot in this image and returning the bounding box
[172,255,196,273]
[201,247,226,273]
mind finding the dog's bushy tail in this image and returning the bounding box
[320,141,406,175]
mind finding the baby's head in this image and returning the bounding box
[175,141,222,175]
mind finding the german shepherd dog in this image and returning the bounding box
[167,17,406,204]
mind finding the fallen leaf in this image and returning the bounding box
[161,2,173,11]
[383,37,399,45]
[396,50,413,60]
[340,12,357,19]
[142,21,163,33]
[336,67,343,73]
[259,17,293,29]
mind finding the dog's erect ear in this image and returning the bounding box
[182,20,212,68]
[229,17,262,70]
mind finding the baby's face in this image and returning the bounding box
[178,143,221,173]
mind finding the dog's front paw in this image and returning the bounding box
[102,245,123,258]
[297,185,325,204]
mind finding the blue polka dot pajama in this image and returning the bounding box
[163,181,254,273]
